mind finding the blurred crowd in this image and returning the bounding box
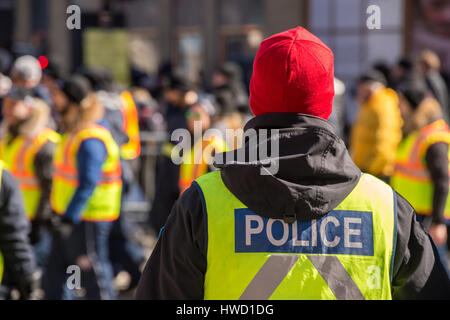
[0,49,254,299]
[0,43,449,299]
[346,49,450,270]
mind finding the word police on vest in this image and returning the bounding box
[235,208,374,255]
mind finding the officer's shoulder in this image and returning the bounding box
[177,182,207,216]
[194,170,221,185]
[359,173,394,197]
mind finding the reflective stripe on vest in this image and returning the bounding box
[391,120,450,219]
[120,91,141,160]
[0,128,60,220]
[179,136,228,194]
[50,124,122,222]
[195,171,397,300]
[0,160,4,283]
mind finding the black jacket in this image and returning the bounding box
[33,141,56,222]
[136,113,450,300]
[0,168,36,291]
[424,142,449,226]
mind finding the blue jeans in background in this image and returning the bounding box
[43,220,116,300]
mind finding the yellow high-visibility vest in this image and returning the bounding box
[195,171,397,300]
[120,91,141,160]
[50,124,122,221]
[179,136,228,194]
[391,119,450,220]
[0,128,60,220]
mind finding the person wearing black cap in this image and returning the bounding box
[43,75,122,300]
[391,58,414,91]
[350,69,403,182]
[392,75,450,272]
[0,87,60,275]
[41,58,67,113]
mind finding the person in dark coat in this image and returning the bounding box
[0,165,39,299]
[147,72,196,236]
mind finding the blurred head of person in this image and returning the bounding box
[2,87,35,127]
[0,73,12,98]
[41,57,66,90]
[52,75,103,133]
[163,71,197,108]
[212,63,239,89]
[249,26,334,119]
[356,70,388,105]
[418,49,441,75]
[81,66,115,92]
[391,58,414,84]
[214,62,246,89]
[2,87,51,136]
[373,61,392,87]
[186,100,214,135]
[212,68,229,89]
[397,74,442,135]
[10,55,42,89]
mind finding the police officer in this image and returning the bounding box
[136,27,450,300]
[43,75,122,299]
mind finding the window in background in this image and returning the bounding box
[219,0,264,26]
[72,0,104,12]
[124,0,160,28]
[176,32,203,87]
[174,0,205,86]
[218,0,264,88]
[308,0,404,85]
[174,0,204,27]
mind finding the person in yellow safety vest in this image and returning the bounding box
[80,67,146,293]
[0,160,40,299]
[178,101,228,194]
[0,88,60,266]
[391,75,450,266]
[155,99,228,230]
[136,27,450,300]
[43,75,122,300]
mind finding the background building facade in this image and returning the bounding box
[4,0,450,90]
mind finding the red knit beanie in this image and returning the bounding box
[249,27,335,120]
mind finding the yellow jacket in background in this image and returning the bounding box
[350,87,403,178]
